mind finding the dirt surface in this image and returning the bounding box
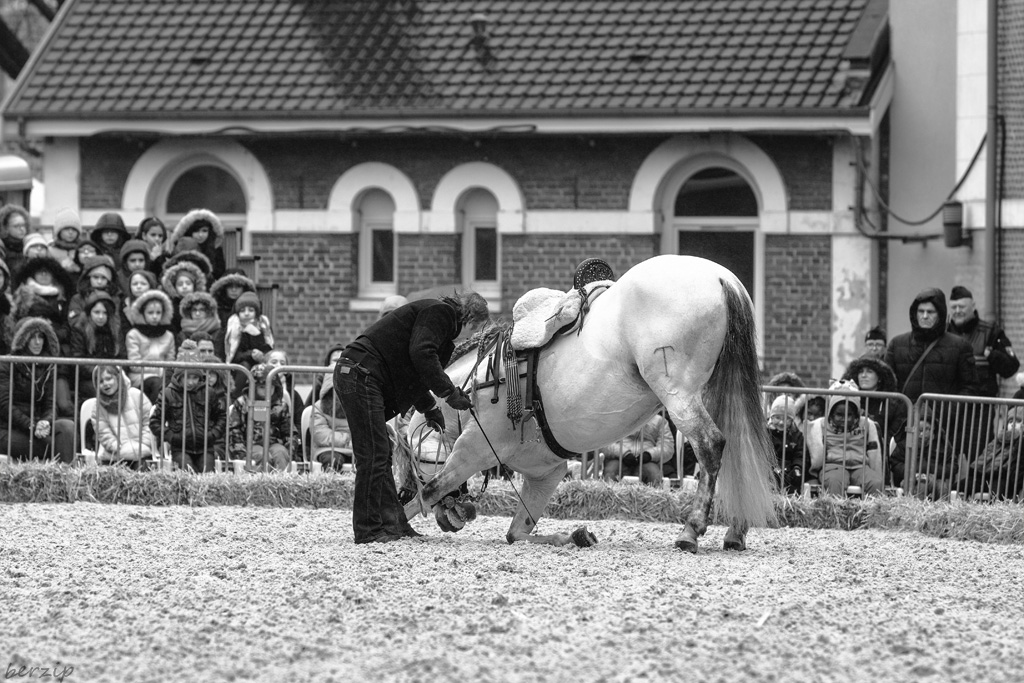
[2,503,1023,683]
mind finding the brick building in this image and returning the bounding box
[1,0,895,383]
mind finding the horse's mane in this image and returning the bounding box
[448,318,512,366]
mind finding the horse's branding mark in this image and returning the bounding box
[654,346,674,376]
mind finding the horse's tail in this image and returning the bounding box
[705,277,777,529]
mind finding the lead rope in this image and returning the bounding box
[467,405,535,526]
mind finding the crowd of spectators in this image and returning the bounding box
[1,201,1022,501]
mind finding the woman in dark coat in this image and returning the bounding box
[0,317,76,462]
[334,292,489,544]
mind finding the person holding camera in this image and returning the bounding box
[333,291,490,544]
[600,412,675,487]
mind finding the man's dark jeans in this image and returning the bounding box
[334,358,413,543]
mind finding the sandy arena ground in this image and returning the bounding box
[2,502,1023,683]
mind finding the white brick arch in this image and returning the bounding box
[429,162,525,233]
[628,133,788,230]
[121,138,273,233]
[328,162,420,233]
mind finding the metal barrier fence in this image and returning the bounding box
[4,354,1022,503]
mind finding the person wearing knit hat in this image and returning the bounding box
[68,254,119,323]
[767,394,808,494]
[804,379,885,497]
[22,232,50,260]
[224,290,274,374]
[48,208,83,273]
[863,326,887,360]
[89,212,130,266]
[947,283,1020,463]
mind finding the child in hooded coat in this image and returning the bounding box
[177,291,221,347]
[209,269,256,334]
[68,255,121,324]
[89,212,130,268]
[805,380,885,496]
[228,362,294,471]
[92,364,156,468]
[167,209,227,281]
[117,239,155,297]
[125,289,176,404]
[69,291,123,398]
[48,208,84,275]
[0,316,76,462]
[160,259,207,337]
[121,269,157,339]
[149,343,226,473]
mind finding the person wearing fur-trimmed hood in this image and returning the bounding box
[161,259,207,336]
[0,316,76,462]
[125,289,176,404]
[11,255,75,325]
[841,354,906,471]
[209,269,255,332]
[805,380,885,496]
[162,240,214,284]
[177,291,221,347]
[224,291,273,370]
[167,209,227,281]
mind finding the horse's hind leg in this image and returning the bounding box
[665,396,725,553]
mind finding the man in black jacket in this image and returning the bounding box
[334,292,489,544]
[947,285,1019,461]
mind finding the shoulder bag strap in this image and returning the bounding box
[901,339,941,394]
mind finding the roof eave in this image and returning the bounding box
[2,103,886,139]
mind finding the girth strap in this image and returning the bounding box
[525,347,580,460]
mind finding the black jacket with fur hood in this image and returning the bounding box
[0,317,61,432]
[167,209,226,281]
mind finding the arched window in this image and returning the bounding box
[160,163,248,252]
[670,166,760,299]
[458,188,500,300]
[357,189,397,298]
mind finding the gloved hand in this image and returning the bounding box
[621,452,638,466]
[424,406,445,433]
[445,387,473,411]
[641,452,654,465]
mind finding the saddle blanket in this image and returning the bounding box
[510,280,612,350]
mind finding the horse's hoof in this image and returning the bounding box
[570,526,598,548]
[445,508,467,530]
[723,531,747,551]
[434,506,458,533]
[674,538,699,554]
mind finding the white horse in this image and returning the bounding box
[401,255,777,552]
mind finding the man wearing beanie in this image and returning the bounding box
[863,326,886,360]
[947,285,1019,461]
[49,208,83,274]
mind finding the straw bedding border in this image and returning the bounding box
[1,462,1022,545]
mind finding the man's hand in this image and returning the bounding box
[445,387,473,411]
[424,407,445,433]
[34,420,51,439]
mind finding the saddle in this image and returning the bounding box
[509,280,613,351]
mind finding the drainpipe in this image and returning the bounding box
[984,0,998,321]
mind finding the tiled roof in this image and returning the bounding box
[4,0,880,119]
